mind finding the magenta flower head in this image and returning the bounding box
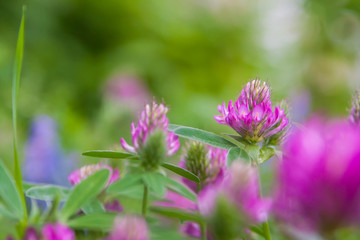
[274,118,360,237]
[42,223,75,240]
[198,162,270,239]
[106,215,149,240]
[179,142,227,193]
[215,79,289,144]
[350,90,360,125]
[199,161,270,223]
[68,164,119,186]
[121,101,180,170]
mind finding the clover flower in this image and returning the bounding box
[42,223,75,240]
[121,101,179,170]
[179,142,227,192]
[106,215,149,240]
[198,161,270,224]
[215,79,289,143]
[350,90,360,125]
[274,118,360,237]
[68,164,119,186]
[197,162,270,239]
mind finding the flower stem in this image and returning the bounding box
[200,222,207,240]
[142,184,148,216]
[263,221,272,240]
[250,144,272,240]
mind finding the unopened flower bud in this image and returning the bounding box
[180,142,227,192]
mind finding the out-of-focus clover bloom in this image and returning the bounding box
[42,223,75,240]
[198,161,271,224]
[197,162,270,239]
[106,215,149,240]
[23,227,39,240]
[23,116,76,186]
[350,90,360,125]
[105,74,150,114]
[179,142,227,193]
[215,79,289,143]
[156,190,197,211]
[121,101,179,170]
[274,118,360,237]
[68,164,119,186]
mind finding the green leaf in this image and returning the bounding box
[142,173,166,197]
[60,169,110,221]
[81,200,105,215]
[227,147,251,167]
[222,134,248,146]
[82,150,137,159]
[0,160,24,220]
[249,225,265,238]
[12,6,27,222]
[259,147,276,164]
[107,174,143,197]
[161,163,200,183]
[0,202,17,219]
[150,207,203,223]
[245,144,260,164]
[163,177,196,202]
[67,212,117,231]
[168,124,236,150]
[26,185,70,201]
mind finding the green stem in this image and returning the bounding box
[200,222,207,240]
[251,145,272,240]
[142,184,148,216]
[262,221,271,240]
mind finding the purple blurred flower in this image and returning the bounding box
[198,161,271,224]
[179,142,227,193]
[42,223,75,240]
[215,79,289,143]
[156,190,197,211]
[106,215,149,240]
[23,227,39,240]
[68,164,119,186]
[121,101,179,156]
[350,90,360,125]
[274,118,360,236]
[156,190,200,238]
[105,74,150,114]
[181,222,202,239]
[23,116,76,185]
[104,199,124,212]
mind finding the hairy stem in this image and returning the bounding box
[142,184,148,216]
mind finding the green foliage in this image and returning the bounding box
[163,176,197,202]
[25,185,70,201]
[169,124,236,150]
[0,160,24,220]
[82,150,137,160]
[81,200,105,215]
[60,169,110,221]
[150,206,204,223]
[67,212,117,232]
[142,172,166,197]
[226,147,251,167]
[11,6,27,227]
[161,162,200,183]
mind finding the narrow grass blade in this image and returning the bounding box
[12,6,27,224]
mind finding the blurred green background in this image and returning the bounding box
[0,0,359,169]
